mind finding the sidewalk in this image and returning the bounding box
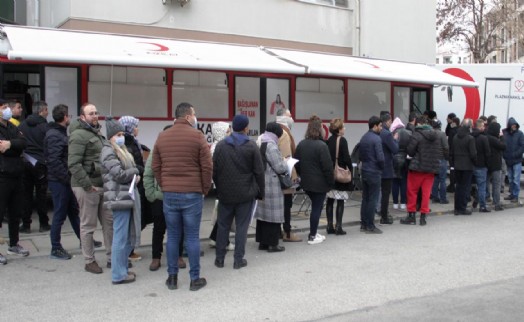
[1,188,521,259]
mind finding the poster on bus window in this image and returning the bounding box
[266,79,290,123]
[235,77,260,137]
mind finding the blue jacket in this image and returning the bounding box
[503,117,524,166]
[380,125,398,179]
[359,130,384,175]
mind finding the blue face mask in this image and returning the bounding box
[2,108,12,121]
[115,136,125,147]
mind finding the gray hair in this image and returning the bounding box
[175,102,193,119]
[33,100,48,114]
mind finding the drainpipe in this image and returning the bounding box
[354,0,361,56]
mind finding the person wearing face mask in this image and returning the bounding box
[100,117,140,285]
[0,98,29,264]
[68,103,113,274]
[118,116,152,262]
[152,102,212,291]
[275,108,301,242]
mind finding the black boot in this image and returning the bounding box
[420,213,427,226]
[326,198,336,234]
[400,212,416,225]
[334,200,346,235]
[379,214,393,225]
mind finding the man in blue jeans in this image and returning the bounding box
[358,116,384,234]
[502,117,524,204]
[44,104,81,260]
[152,102,212,291]
[472,119,491,212]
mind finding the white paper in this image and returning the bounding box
[23,152,38,166]
[286,157,299,175]
[128,174,137,200]
[249,200,258,225]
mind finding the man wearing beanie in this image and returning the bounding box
[152,102,212,291]
[213,114,265,269]
[69,103,113,274]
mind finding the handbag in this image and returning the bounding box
[278,173,293,189]
[334,136,352,183]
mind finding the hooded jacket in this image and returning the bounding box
[213,132,265,203]
[0,120,26,178]
[452,126,477,171]
[486,122,506,172]
[406,125,441,173]
[471,128,491,168]
[68,118,106,190]
[502,117,524,166]
[18,114,48,163]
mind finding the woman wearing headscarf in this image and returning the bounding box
[119,116,151,261]
[255,122,288,252]
[294,115,334,245]
[100,117,140,284]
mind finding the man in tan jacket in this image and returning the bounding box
[276,108,302,242]
[152,102,212,292]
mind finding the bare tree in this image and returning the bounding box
[437,0,522,62]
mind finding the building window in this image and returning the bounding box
[443,56,452,64]
[436,58,440,64]
[295,0,349,9]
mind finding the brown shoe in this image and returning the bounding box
[128,252,142,262]
[178,257,187,269]
[85,261,103,274]
[283,232,302,242]
[149,258,161,271]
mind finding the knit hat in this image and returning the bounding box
[106,117,125,139]
[265,121,283,138]
[232,114,249,132]
[119,115,139,134]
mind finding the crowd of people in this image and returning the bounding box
[1,98,523,291]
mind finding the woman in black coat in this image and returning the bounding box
[325,118,352,235]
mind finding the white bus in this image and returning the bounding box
[0,24,475,149]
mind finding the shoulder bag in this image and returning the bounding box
[334,136,352,183]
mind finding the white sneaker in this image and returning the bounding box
[308,235,324,245]
[393,204,399,210]
[315,233,326,241]
[209,240,216,248]
[226,243,235,251]
[400,204,406,210]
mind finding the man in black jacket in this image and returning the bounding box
[0,98,29,264]
[452,119,477,215]
[486,122,506,211]
[44,104,80,260]
[213,115,265,269]
[18,100,50,233]
[472,119,491,212]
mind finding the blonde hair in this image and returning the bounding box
[111,141,136,170]
[329,118,344,135]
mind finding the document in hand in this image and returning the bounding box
[128,174,137,201]
[286,157,299,175]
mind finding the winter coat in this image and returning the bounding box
[452,126,477,171]
[68,118,106,190]
[277,125,298,194]
[435,129,449,161]
[18,114,48,163]
[152,118,213,195]
[0,120,26,178]
[379,125,399,179]
[326,135,352,191]
[294,138,334,193]
[502,117,524,166]
[358,130,384,175]
[486,122,506,172]
[213,132,265,204]
[44,122,70,184]
[124,133,146,175]
[255,133,287,223]
[393,127,412,178]
[406,125,441,174]
[471,128,491,168]
[100,142,139,210]
[143,149,163,202]
[447,126,458,166]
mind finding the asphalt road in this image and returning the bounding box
[2,205,524,321]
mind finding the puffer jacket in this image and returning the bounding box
[471,128,491,168]
[0,120,26,178]
[407,125,441,174]
[486,122,506,172]
[68,118,106,190]
[452,126,477,171]
[44,122,70,184]
[18,114,48,163]
[152,118,213,194]
[143,149,163,202]
[502,117,524,166]
[100,141,139,210]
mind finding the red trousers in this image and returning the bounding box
[407,171,435,213]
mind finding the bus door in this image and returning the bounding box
[235,76,290,138]
[483,78,511,123]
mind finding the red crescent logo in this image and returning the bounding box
[138,42,169,52]
[354,60,380,69]
[322,124,329,140]
[443,68,480,120]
